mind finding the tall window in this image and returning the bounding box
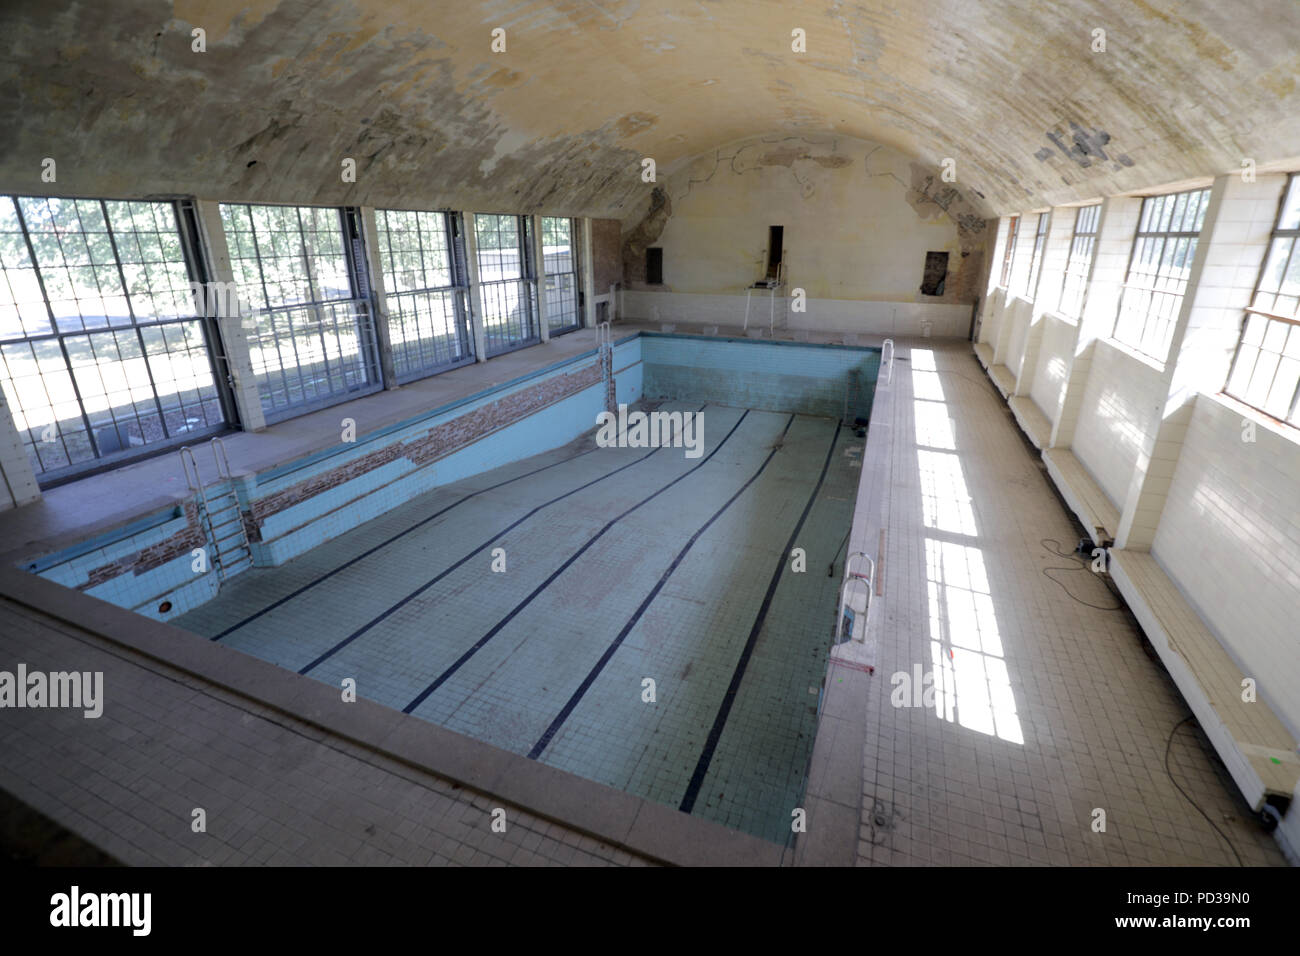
[220,203,381,421]
[374,209,474,383]
[1058,204,1101,319]
[0,196,228,483]
[1023,212,1050,298]
[1225,174,1300,426]
[542,217,581,335]
[1113,187,1211,361]
[999,215,1020,288]
[474,214,539,356]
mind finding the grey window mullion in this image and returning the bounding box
[1260,322,1288,409]
[101,199,171,441]
[343,207,380,388]
[175,200,237,429]
[12,199,101,459]
[240,203,293,408]
[1224,316,1253,395]
[413,213,432,374]
[303,208,334,396]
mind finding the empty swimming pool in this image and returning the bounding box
[175,400,863,843]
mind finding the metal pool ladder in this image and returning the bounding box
[179,438,253,582]
[881,338,895,386]
[834,550,875,645]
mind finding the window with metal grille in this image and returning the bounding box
[474,214,539,356]
[374,209,474,383]
[999,215,1019,288]
[1113,187,1211,361]
[1023,212,1050,298]
[220,203,381,421]
[542,217,581,335]
[0,195,230,484]
[1058,204,1101,319]
[1225,174,1300,426]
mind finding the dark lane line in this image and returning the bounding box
[527,414,802,760]
[678,422,841,813]
[214,403,704,644]
[212,446,600,641]
[298,403,716,675]
[400,409,759,714]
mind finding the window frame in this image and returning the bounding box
[1112,186,1212,362]
[0,193,236,487]
[998,215,1020,288]
[373,207,476,384]
[541,216,582,336]
[1224,173,1300,427]
[1023,211,1050,298]
[473,213,541,358]
[1058,203,1101,319]
[219,202,384,424]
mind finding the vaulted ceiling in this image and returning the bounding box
[3,0,1299,221]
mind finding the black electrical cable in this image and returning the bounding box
[1038,537,1123,611]
[1164,714,1245,867]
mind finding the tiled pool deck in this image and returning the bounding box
[175,402,860,843]
[799,343,1287,866]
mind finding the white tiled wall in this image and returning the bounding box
[1070,340,1166,509]
[1029,313,1076,424]
[621,290,971,338]
[1150,395,1300,736]
[1002,297,1032,377]
[979,176,1300,858]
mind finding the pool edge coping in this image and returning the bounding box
[0,564,786,868]
[791,340,901,865]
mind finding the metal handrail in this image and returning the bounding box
[743,269,787,334]
[210,436,233,480]
[179,445,203,494]
[881,338,895,386]
[209,437,252,566]
[834,550,875,645]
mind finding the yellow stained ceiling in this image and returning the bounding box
[2,0,1299,219]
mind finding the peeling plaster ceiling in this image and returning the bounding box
[2,0,1299,219]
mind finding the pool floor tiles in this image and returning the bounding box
[176,400,861,844]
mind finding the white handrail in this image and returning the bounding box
[881,338,895,386]
[179,445,202,493]
[210,436,233,480]
[179,445,215,562]
[834,550,875,645]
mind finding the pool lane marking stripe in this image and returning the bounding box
[212,404,702,643]
[212,447,599,641]
[399,409,758,715]
[527,414,801,761]
[678,421,841,814]
[295,409,717,678]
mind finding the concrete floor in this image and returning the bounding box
[845,341,1285,865]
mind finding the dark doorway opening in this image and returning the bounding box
[921,251,949,296]
[646,248,663,285]
[766,226,784,279]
